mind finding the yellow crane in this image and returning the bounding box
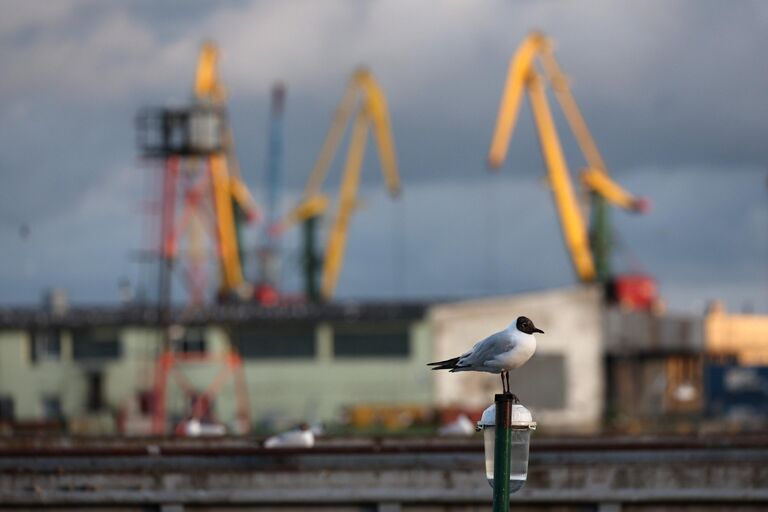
[279,67,401,301]
[146,41,260,303]
[487,31,648,289]
[190,42,260,299]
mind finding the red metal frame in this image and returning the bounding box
[150,157,251,435]
[160,157,180,262]
[176,170,213,306]
[151,348,251,435]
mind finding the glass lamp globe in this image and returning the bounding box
[476,402,536,493]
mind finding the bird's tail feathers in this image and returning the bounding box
[427,356,460,370]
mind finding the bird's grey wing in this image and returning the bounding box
[459,331,516,366]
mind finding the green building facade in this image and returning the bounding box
[0,302,433,434]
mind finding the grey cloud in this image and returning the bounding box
[0,0,766,313]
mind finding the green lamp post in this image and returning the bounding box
[477,394,537,509]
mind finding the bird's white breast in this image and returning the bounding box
[495,332,536,369]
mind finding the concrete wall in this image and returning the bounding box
[428,286,604,433]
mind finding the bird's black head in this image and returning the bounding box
[516,316,544,335]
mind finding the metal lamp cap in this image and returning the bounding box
[476,403,537,430]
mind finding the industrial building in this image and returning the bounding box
[0,299,431,434]
[0,287,604,435]
[1,285,764,435]
[0,287,608,435]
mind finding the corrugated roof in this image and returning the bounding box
[0,301,432,329]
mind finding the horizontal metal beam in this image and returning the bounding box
[2,487,768,505]
[1,443,766,507]
[0,301,430,328]
[2,433,766,455]
[1,448,766,472]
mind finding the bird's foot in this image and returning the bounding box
[501,392,520,403]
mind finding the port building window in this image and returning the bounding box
[29,329,61,363]
[41,395,63,421]
[72,329,121,361]
[333,323,410,358]
[86,371,105,412]
[0,396,14,422]
[174,328,207,354]
[235,325,316,359]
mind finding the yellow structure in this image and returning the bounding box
[487,31,645,282]
[188,42,259,299]
[706,301,768,365]
[281,67,401,300]
[194,42,226,102]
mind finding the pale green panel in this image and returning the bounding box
[316,323,333,362]
[410,320,434,398]
[206,326,234,354]
[120,328,162,359]
[59,366,86,419]
[0,331,34,418]
[0,331,27,389]
[241,320,434,423]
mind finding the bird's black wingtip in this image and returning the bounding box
[426,356,461,369]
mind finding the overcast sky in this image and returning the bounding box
[1,0,767,314]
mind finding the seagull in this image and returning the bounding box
[263,423,315,448]
[427,316,543,396]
